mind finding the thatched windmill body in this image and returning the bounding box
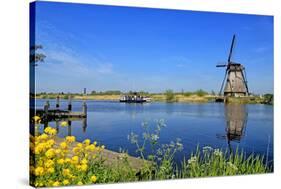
[216,35,249,97]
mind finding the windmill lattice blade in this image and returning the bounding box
[219,69,228,96]
[228,34,236,63]
[216,65,227,67]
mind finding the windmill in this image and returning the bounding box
[216,35,249,97]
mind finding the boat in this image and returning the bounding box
[119,93,151,103]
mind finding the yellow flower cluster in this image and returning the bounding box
[60,121,68,127]
[44,127,57,135]
[33,116,41,124]
[30,123,103,187]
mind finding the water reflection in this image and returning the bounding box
[42,118,87,135]
[218,104,248,151]
[225,104,248,142]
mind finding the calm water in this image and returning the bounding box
[35,99,273,164]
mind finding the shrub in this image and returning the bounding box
[165,89,176,102]
[184,92,193,97]
[194,89,208,97]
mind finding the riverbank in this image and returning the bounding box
[35,94,269,104]
[30,124,271,187]
[30,125,150,187]
[53,137,148,171]
[35,94,215,102]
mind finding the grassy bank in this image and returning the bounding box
[35,93,215,103]
[30,118,271,187]
[35,91,270,104]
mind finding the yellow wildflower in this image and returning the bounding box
[72,147,80,154]
[66,136,76,143]
[44,159,54,168]
[60,121,68,127]
[83,139,91,145]
[57,158,65,165]
[76,143,83,148]
[38,133,48,140]
[52,181,60,187]
[91,175,97,183]
[55,149,62,155]
[81,158,88,164]
[63,179,70,185]
[77,181,83,185]
[101,145,105,149]
[47,167,55,174]
[65,158,71,163]
[45,149,55,158]
[35,181,43,187]
[44,127,52,134]
[46,139,55,148]
[49,128,57,135]
[85,144,95,151]
[80,164,88,171]
[33,116,41,123]
[44,127,57,135]
[34,166,44,176]
[60,142,67,149]
[34,144,45,154]
[71,156,79,164]
[93,141,97,146]
[62,168,71,176]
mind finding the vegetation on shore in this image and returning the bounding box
[35,89,214,103]
[30,117,271,187]
[35,90,272,104]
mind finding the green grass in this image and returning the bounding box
[177,147,270,178]
[126,121,271,181]
[99,120,271,181]
[98,146,271,182]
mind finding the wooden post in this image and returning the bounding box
[56,120,59,133]
[82,118,87,133]
[68,95,72,111]
[46,100,50,109]
[44,101,49,121]
[67,120,72,136]
[56,95,60,109]
[82,101,87,117]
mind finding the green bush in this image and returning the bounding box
[184,92,193,97]
[194,89,208,97]
[165,90,176,102]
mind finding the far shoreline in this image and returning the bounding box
[34,94,272,104]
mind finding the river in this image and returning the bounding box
[35,99,273,165]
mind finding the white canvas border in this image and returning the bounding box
[0,0,279,188]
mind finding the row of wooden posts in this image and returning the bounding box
[42,95,87,120]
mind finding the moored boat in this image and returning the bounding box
[120,93,151,103]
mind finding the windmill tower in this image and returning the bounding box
[216,35,249,97]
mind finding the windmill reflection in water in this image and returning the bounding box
[217,104,248,153]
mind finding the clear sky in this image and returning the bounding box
[33,1,273,94]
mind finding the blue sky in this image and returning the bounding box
[33,1,273,94]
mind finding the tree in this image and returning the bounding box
[30,45,46,66]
